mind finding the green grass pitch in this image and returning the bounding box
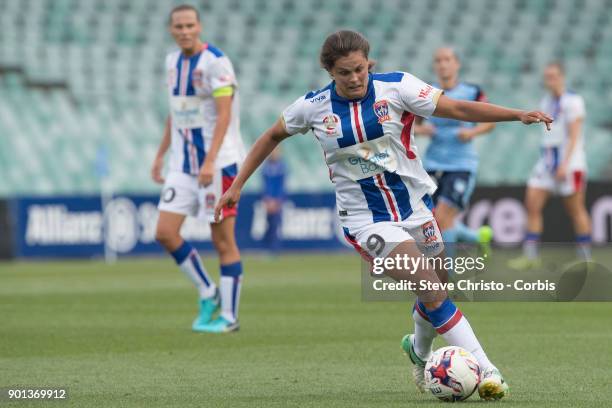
[1,254,611,407]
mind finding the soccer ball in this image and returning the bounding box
[424,346,480,402]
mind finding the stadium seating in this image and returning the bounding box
[0,0,610,195]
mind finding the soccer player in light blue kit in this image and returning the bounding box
[415,47,494,255]
[214,31,553,400]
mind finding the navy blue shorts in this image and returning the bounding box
[427,171,476,210]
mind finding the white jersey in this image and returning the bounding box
[282,72,442,228]
[165,43,245,175]
[538,91,586,170]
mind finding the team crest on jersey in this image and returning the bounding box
[421,221,437,243]
[373,100,391,124]
[206,193,216,209]
[192,69,203,88]
[323,114,340,135]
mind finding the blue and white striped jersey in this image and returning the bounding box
[165,43,245,176]
[282,72,442,228]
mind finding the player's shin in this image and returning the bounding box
[423,298,494,372]
[219,261,243,323]
[170,241,217,298]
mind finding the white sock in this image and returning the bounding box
[219,276,242,323]
[523,233,540,259]
[425,298,494,372]
[171,242,216,299]
[413,301,437,360]
[219,262,243,323]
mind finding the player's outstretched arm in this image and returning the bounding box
[433,95,553,130]
[214,119,291,221]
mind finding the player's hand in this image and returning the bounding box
[518,111,553,130]
[198,160,214,187]
[215,186,241,222]
[151,156,165,184]
[555,163,568,181]
[457,128,476,142]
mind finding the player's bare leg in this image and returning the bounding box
[155,210,186,252]
[156,211,219,330]
[385,241,507,398]
[195,216,242,333]
[563,190,592,260]
[509,187,549,270]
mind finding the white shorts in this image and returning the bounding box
[342,199,444,260]
[527,158,586,197]
[158,164,238,223]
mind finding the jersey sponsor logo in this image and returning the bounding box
[421,221,437,243]
[347,147,392,176]
[309,94,327,103]
[192,69,203,88]
[323,114,340,135]
[373,100,391,124]
[339,137,398,180]
[418,85,434,99]
[218,74,233,83]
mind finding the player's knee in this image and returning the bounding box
[155,227,178,248]
[525,198,542,215]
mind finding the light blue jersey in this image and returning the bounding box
[423,82,487,173]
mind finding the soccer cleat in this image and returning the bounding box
[401,334,430,393]
[478,225,493,259]
[478,367,509,400]
[193,316,240,333]
[191,289,220,331]
[508,256,542,271]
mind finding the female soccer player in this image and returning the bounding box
[509,62,592,269]
[152,5,245,333]
[215,30,552,399]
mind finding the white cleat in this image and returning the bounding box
[478,366,509,400]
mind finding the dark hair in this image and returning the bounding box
[320,30,370,71]
[546,61,565,74]
[168,4,200,25]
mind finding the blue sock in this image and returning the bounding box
[424,298,459,332]
[170,241,216,298]
[454,222,479,243]
[220,261,243,322]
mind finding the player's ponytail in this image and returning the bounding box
[320,30,371,72]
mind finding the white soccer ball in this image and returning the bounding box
[424,346,481,402]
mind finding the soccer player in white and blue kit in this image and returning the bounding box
[151,5,245,333]
[415,47,495,255]
[215,31,553,399]
[510,62,592,269]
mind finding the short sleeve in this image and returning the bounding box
[565,96,586,122]
[209,57,237,91]
[474,86,488,102]
[281,96,311,135]
[398,73,443,118]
